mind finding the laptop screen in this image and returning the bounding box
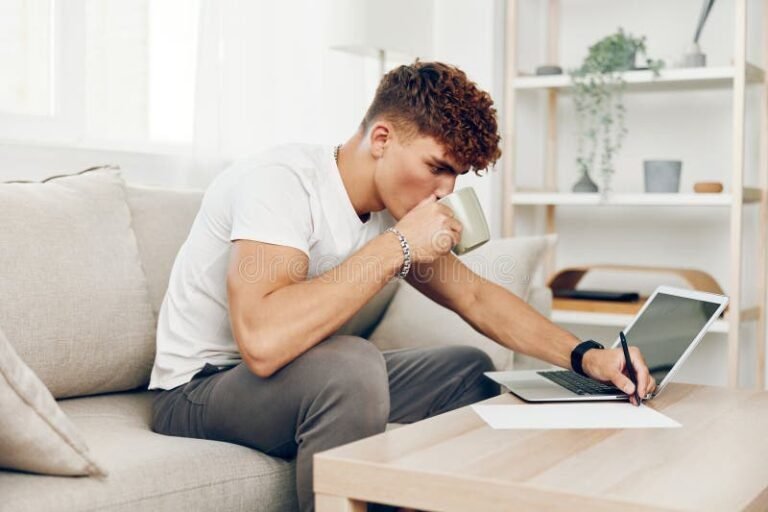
[618,292,722,383]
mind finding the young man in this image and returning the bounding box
[148,61,656,512]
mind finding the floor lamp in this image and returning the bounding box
[326,0,434,77]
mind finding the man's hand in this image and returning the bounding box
[394,193,462,264]
[582,347,657,405]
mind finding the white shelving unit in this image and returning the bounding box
[551,306,761,335]
[551,310,731,334]
[501,0,768,388]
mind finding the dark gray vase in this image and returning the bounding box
[572,171,599,193]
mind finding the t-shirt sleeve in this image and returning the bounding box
[229,166,313,257]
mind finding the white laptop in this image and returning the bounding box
[484,286,729,402]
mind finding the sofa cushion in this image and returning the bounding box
[334,279,400,338]
[0,325,106,477]
[0,392,299,512]
[124,185,204,318]
[514,286,556,370]
[369,235,556,371]
[0,167,155,398]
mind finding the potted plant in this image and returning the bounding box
[570,28,664,194]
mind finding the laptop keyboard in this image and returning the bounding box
[538,370,623,396]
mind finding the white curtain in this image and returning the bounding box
[0,0,416,185]
[193,0,382,161]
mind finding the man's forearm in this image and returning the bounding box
[248,233,403,376]
[462,278,581,370]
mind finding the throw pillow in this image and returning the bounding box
[0,166,156,398]
[0,324,107,476]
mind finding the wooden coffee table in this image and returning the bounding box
[314,383,768,511]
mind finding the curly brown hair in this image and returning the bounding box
[360,60,502,175]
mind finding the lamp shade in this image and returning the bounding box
[326,0,434,61]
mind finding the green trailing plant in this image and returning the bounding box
[569,28,664,194]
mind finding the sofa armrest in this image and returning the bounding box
[527,286,552,318]
[508,286,556,371]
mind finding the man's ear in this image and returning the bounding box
[368,121,392,159]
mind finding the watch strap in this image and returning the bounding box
[571,340,604,377]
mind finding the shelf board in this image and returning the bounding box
[512,63,765,92]
[552,309,730,333]
[511,189,762,206]
[551,307,759,334]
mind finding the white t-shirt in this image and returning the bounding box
[148,143,396,390]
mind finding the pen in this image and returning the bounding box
[619,331,642,406]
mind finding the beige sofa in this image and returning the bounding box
[0,167,552,511]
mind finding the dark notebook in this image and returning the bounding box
[553,289,640,302]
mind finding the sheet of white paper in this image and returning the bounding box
[471,403,681,429]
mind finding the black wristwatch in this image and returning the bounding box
[571,340,604,377]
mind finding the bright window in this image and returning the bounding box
[0,0,200,149]
[0,0,54,117]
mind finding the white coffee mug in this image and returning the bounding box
[437,187,491,255]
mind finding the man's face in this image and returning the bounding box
[373,133,469,220]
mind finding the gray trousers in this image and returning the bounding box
[150,335,500,512]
